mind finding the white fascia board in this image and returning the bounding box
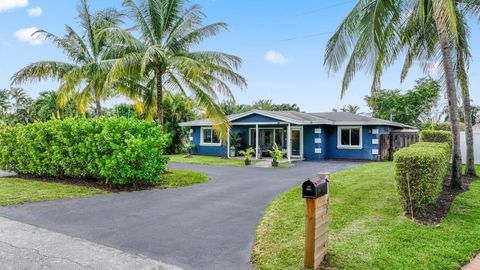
[229,109,306,125]
[232,122,289,126]
[333,121,408,128]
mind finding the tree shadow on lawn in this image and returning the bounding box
[7,169,203,193]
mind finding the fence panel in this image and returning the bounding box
[460,131,480,164]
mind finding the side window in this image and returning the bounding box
[201,128,221,146]
[338,126,362,148]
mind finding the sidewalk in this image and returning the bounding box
[463,254,480,270]
[0,217,182,270]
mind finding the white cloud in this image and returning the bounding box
[264,50,290,65]
[0,0,28,12]
[27,6,42,16]
[14,27,45,45]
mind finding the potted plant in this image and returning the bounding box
[269,145,287,167]
[230,132,243,157]
[239,147,255,166]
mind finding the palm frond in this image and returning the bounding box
[11,61,78,86]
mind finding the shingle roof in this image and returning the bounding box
[179,109,413,128]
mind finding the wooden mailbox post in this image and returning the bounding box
[302,172,330,269]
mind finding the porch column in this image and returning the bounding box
[255,124,259,159]
[287,123,291,161]
[227,127,230,158]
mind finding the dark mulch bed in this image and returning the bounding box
[6,173,169,193]
[414,174,477,225]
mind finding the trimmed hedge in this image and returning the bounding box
[393,142,450,216]
[0,118,170,186]
[420,130,452,145]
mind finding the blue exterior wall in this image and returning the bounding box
[232,114,283,123]
[189,126,226,156]
[189,123,393,161]
[325,125,384,160]
[303,125,327,160]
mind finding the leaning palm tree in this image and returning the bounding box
[11,0,122,116]
[324,0,469,188]
[106,0,246,129]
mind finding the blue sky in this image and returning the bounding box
[1,0,480,113]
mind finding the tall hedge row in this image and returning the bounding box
[420,130,452,145]
[393,142,450,216]
[0,118,170,186]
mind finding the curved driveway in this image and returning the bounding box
[0,161,360,270]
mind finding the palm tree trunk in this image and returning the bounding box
[437,28,463,188]
[156,73,164,125]
[95,99,102,117]
[462,88,476,176]
[458,51,476,176]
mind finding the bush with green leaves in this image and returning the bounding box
[393,142,450,217]
[420,130,452,145]
[0,118,170,186]
[239,147,255,161]
[269,145,286,161]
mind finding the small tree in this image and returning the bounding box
[269,145,287,167]
[239,147,255,166]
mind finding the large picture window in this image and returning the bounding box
[337,126,362,149]
[201,127,221,146]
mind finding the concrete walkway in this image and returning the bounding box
[462,254,480,270]
[0,161,360,270]
[0,216,181,270]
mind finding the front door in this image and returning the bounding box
[291,128,302,157]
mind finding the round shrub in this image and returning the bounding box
[420,130,452,145]
[0,118,170,186]
[393,142,450,216]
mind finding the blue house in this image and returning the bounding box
[179,110,413,161]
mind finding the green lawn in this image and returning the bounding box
[156,169,209,188]
[0,169,208,206]
[275,162,296,169]
[252,162,480,270]
[168,154,258,166]
[0,178,105,206]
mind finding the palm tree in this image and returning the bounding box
[11,0,122,116]
[324,0,472,188]
[106,0,246,129]
[8,87,29,112]
[0,89,10,117]
[340,104,360,114]
[30,91,78,122]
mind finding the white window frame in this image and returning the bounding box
[248,128,285,147]
[337,126,363,149]
[200,127,222,146]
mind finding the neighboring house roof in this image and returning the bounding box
[179,109,413,128]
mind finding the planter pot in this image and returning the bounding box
[272,159,279,167]
[245,159,252,166]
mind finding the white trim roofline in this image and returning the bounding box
[227,109,333,125]
[179,109,413,128]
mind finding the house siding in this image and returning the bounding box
[232,114,283,123]
[303,125,327,160]
[189,123,395,161]
[325,125,386,160]
[190,127,226,156]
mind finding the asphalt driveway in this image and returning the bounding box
[0,161,361,270]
